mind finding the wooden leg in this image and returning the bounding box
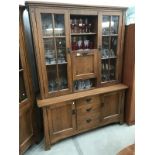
[120,91,125,125]
[43,108,51,150]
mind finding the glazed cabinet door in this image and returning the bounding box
[98,11,123,85]
[47,101,76,143]
[101,91,125,124]
[34,8,71,98]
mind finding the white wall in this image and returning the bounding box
[19,0,134,7]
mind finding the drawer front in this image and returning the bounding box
[77,114,100,130]
[76,102,101,116]
[76,95,100,108]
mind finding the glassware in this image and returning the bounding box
[85,18,88,33]
[83,36,89,50]
[74,19,78,33]
[88,23,92,33]
[49,80,57,91]
[77,36,83,50]
[78,18,83,33]
[72,37,78,50]
[70,19,75,33]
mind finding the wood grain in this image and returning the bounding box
[37,84,128,107]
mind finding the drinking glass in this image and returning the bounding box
[77,37,83,50]
[85,18,88,33]
[74,19,78,33]
[88,23,92,32]
[83,37,89,49]
[78,18,83,33]
[70,19,75,33]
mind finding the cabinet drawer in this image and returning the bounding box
[76,96,100,108]
[76,102,101,116]
[77,114,100,130]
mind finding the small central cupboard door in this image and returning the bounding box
[72,50,98,80]
[35,8,71,98]
[47,101,76,142]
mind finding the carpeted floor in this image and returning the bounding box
[24,124,135,155]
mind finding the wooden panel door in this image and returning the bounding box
[101,91,125,124]
[71,49,98,80]
[19,103,33,153]
[34,8,71,98]
[47,101,76,143]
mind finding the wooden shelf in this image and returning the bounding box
[46,63,57,66]
[57,62,68,65]
[71,32,96,36]
[46,62,68,66]
[101,56,117,60]
[43,35,66,39]
[37,84,128,107]
[102,34,118,37]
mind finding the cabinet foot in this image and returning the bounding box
[45,144,51,150]
[120,120,124,125]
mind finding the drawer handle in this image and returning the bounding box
[86,98,92,102]
[86,119,92,123]
[86,108,92,112]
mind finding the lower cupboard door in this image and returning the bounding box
[47,101,76,142]
[101,91,123,124]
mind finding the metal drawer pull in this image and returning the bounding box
[86,98,92,102]
[86,108,92,112]
[86,119,92,123]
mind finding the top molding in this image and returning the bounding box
[25,1,128,10]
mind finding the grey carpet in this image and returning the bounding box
[24,124,135,155]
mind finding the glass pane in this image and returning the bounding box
[47,66,58,92]
[110,36,118,57]
[102,16,110,35]
[41,13,53,36]
[44,38,56,65]
[57,48,67,64]
[109,59,116,80]
[111,16,119,34]
[58,65,68,90]
[19,72,27,102]
[54,14,65,36]
[101,60,109,82]
[101,36,110,58]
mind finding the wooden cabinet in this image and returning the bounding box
[26,1,128,150]
[38,85,127,149]
[19,6,35,155]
